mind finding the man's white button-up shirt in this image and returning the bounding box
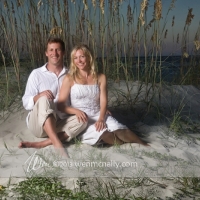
[22,63,68,125]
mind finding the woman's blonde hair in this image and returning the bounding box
[69,44,97,81]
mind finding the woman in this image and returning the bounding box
[57,44,148,146]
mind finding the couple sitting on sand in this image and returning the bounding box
[19,37,148,157]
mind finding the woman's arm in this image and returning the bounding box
[95,73,107,132]
[57,75,87,123]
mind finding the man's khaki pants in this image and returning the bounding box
[28,96,87,141]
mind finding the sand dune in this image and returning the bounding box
[0,82,200,198]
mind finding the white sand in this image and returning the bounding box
[0,81,200,198]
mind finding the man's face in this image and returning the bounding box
[45,42,65,67]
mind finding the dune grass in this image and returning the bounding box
[0,176,200,199]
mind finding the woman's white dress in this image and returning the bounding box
[70,83,127,145]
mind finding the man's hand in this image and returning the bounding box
[34,90,55,103]
[39,90,55,100]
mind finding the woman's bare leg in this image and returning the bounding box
[113,129,149,146]
[99,131,124,145]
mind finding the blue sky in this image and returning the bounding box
[59,0,200,55]
[1,0,199,56]
[143,0,200,55]
[118,0,200,55]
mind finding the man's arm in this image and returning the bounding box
[22,71,55,110]
[22,71,39,110]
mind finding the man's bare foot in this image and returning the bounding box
[19,142,69,158]
[18,141,43,148]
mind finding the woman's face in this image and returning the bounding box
[73,49,89,71]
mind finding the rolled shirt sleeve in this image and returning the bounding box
[22,70,39,110]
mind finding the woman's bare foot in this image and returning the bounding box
[139,140,150,146]
[113,129,150,146]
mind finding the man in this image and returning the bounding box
[19,37,87,157]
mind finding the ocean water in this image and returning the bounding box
[3,56,194,84]
[133,56,185,83]
[97,56,193,83]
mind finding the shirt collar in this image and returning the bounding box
[41,63,68,76]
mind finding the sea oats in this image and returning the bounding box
[37,0,43,11]
[154,0,162,20]
[176,33,179,44]
[185,8,194,25]
[50,26,63,35]
[36,23,40,33]
[169,0,176,10]
[28,13,31,24]
[164,29,168,39]
[64,0,67,7]
[194,40,200,51]
[43,24,48,36]
[139,12,145,26]
[127,4,133,23]
[183,52,189,58]
[17,0,21,7]
[63,0,69,22]
[57,0,60,12]
[1,16,6,26]
[87,22,93,36]
[151,31,157,42]
[81,9,85,21]
[83,0,88,10]
[53,16,58,26]
[113,0,119,13]
[172,16,175,27]
[91,0,96,8]
[108,0,112,12]
[100,0,104,14]
[3,0,8,8]
[146,19,155,30]
[11,2,15,13]
[139,0,148,26]
[15,17,17,27]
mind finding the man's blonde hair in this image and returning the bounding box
[69,44,97,81]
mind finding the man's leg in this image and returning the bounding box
[19,96,69,156]
[56,115,88,142]
[20,115,88,147]
[19,98,87,150]
[19,131,67,148]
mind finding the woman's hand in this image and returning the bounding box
[75,109,88,123]
[95,120,107,132]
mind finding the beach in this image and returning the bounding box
[0,81,200,199]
